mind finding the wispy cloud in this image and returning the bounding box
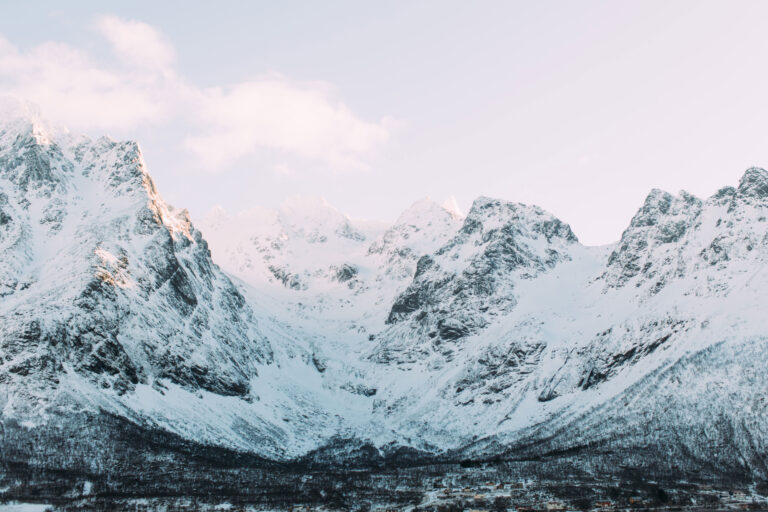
[0,16,391,171]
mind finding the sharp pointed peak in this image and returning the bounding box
[440,196,464,219]
[738,167,768,198]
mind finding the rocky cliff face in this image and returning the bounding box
[601,168,768,298]
[3,104,768,482]
[0,109,272,408]
[374,197,578,364]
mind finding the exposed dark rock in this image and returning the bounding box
[738,167,768,198]
[269,265,305,290]
[332,263,358,283]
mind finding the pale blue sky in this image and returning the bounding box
[1,1,767,244]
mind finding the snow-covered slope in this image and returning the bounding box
[2,102,768,481]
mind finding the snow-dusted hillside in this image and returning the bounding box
[2,102,768,482]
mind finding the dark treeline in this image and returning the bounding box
[1,411,765,510]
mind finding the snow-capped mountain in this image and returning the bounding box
[2,102,768,485]
[362,171,768,477]
[0,105,270,398]
[373,197,578,364]
[0,100,374,461]
[199,166,768,478]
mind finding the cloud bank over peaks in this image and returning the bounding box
[0,15,392,172]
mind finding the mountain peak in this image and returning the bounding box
[629,189,675,228]
[394,197,458,225]
[0,97,59,145]
[466,195,536,217]
[440,196,464,219]
[737,167,768,198]
[461,196,578,243]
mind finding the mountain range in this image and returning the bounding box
[2,101,768,497]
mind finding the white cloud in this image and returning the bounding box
[186,78,390,169]
[0,16,391,171]
[0,35,172,129]
[95,15,176,71]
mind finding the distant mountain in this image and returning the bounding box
[2,102,768,492]
[198,195,463,335]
